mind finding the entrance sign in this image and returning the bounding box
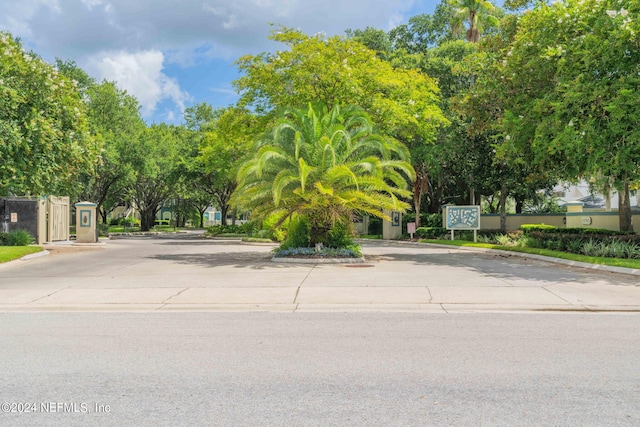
[445,205,480,242]
[446,206,480,230]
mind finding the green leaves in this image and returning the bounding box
[234,27,446,142]
[0,32,98,197]
[232,103,415,243]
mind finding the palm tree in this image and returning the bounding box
[232,103,415,245]
[449,0,500,43]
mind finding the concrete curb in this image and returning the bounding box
[20,249,50,260]
[272,256,366,264]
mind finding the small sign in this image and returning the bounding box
[80,209,92,228]
[581,217,592,225]
[391,211,400,227]
[407,222,416,239]
[10,213,17,223]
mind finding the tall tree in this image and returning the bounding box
[235,27,446,227]
[124,124,182,231]
[0,32,99,197]
[185,105,258,225]
[499,0,640,231]
[234,27,445,144]
[232,103,415,245]
[57,60,144,222]
[449,0,501,43]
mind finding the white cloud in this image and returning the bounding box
[85,50,191,118]
[1,0,416,61]
[0,0,417,121]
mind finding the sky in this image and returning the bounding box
[1,0,455,125]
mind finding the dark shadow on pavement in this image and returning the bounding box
[147,251,298,270]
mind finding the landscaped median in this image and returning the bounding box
[419,239,640,272]
[0,246,44,264]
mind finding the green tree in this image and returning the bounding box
[0,32,99,196]
[124,124,183,231]
[389,3,459,52]
[234,27,445,143]
[232,103,415,245]
[56,60,144,223]
[449,0,501,43]
[185,105,258,225]
[235,27,445,228]
[499,0,640,231]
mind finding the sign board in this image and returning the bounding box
[445,206,480,230]
[10,213,17,223]
[407,222,416,234]
[391,211,401,227]
[79,209,92,228]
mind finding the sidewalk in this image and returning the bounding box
[0,237,638,313]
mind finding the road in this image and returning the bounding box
[0,234,638,312]
[0,312,638,426]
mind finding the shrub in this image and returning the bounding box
[281,216,310,249]
[581,239,598,256]
[404,213,443,229]
[495,234,511,246]
[119,217,140,227]
[256,213,286,242]
[154,219,170,226]
[273,244,362,258]
[6,230,34,246]
[415,227,448,239]
[97,223,109,237]
[520,224,557,235]
[327,220,354,248]
[206,224,247,236]
[560,227,622,236]
[0,232,7,245]
[565,239,584,254]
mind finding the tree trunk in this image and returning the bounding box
[198,209,206,228]
[515,199,524,214]
[499,184,507,233]
[427,174,444,214]
[140,209,155,231]
[618,180,633,232]
[413,175,427,228]
[220,204,228,226]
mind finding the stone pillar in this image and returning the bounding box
[75,202,97,243]
[564,201,584,229]
[382,210,402,240]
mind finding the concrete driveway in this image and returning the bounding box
[0,233,638,312]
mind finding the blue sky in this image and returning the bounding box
[0,0,487,125]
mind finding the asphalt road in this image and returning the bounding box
[1,312,639,426]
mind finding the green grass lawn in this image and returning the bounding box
[419,239,640,270]
[0,246,44,264]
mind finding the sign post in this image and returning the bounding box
[445,206,481,242]
[407,222,416,239]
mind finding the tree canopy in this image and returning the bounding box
[0,32,99,197]
[496,0,640,230]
